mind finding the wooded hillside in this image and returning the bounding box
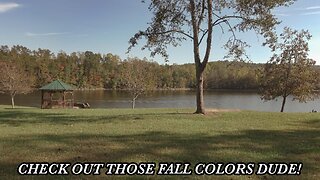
[0,45,317,90]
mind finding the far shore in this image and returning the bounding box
[33,88,259,92]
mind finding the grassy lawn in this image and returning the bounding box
[0,105,319,179]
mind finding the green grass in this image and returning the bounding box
[0,105,319,179]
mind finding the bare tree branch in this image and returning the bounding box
[143,29,194,40]
[199,14,246,46]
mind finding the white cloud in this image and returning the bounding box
[305,6,320,10]
[274,13,290,17]
[0,3,20,13]
[74,34,89,37]
[298,5,320,15]
[26,32,69,37]
[301,11,320,15]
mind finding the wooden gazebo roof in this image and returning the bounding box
[40,80,74,91]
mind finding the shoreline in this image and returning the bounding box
[33,88,259,92]
[0,105,316,113]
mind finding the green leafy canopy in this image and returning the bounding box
[128,0,296,62]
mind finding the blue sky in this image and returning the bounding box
[0,0,319,64]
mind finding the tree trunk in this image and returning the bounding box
[189,0,212,115]
[280,96,287,112]
[131,97,137,109]
[195,67,205,114]
[131,93,140,109]
[11,95,15,109]
[132,98,136,109]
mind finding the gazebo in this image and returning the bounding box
[39,80,74,109]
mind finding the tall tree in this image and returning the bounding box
[33,48,53,86]
[0,61,35,108]
[102,53,121,89]
[128,0,295,114]
[81,51,103,88]
[259,27,319,112]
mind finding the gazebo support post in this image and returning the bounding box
[72,92,74,108]
[41,90,43,109]
[63,91,65,108]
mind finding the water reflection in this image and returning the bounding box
[0,90,318,112]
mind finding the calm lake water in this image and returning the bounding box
[0,90,319,112]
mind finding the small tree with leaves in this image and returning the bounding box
[0,61,35,108]
[120,58,157,109]
[260,27,319,112]
[128,0,296,114]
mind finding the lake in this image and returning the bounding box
[0,90,319,112]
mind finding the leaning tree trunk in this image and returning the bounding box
[132,98,136,109]
[195,66,205,114]
[280,96,287,112]
[11,95,15,109]
[132,93,139,109]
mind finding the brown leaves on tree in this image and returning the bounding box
[259,27,319,112]
[120,58,158,109]
[0,61,35,108]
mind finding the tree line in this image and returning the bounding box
[1,42,319,111]
[0,45,262,90]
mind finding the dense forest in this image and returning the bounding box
[0,45,312,90]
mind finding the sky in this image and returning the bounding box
[0,0,319,64]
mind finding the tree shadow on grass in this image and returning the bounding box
[0,107,198,127]
[0,111,85,126]
[305,118,320,126]
[0,110,189,127]
[1,128,319,179]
